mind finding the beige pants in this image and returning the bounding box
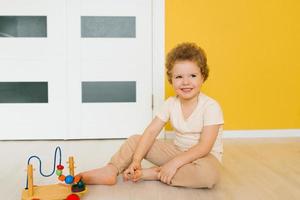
[109,134,221,188]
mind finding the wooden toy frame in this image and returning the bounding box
[21,155,87,200]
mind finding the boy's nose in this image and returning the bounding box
[183,77,189,84]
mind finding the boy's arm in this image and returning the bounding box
[123,117,165,179]
[158,124,221,184]
[132,117,166,162]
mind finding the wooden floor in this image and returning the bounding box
[85,138,300,200]
[1,137,300,200]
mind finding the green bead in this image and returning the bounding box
[56,170,62,176]
[77,180,84,188]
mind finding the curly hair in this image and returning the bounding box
[166,42,209,83]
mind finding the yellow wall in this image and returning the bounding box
[165,0,300,130]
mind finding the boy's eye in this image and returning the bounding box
[191,74,197,78]
[175,76,182,79]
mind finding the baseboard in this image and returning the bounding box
[164,129,300,139]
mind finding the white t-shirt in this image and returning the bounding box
[156,92,224,162]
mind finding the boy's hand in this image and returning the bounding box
[123,160,141,181]
[158,159,180,185]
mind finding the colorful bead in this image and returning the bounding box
[66,194,80,200]
[65,175,74,184]
[57,164,64,170]
[77,180,84,188]
[73,175,81,184]
[72,184,85,193]
[58,175,66,181]
[56,170,62,176]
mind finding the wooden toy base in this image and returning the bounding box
[21,183,87,200]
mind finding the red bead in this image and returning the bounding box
[57,164,64,170]
[66,194,80,200]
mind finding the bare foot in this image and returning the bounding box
[130,167,160,182]
[79,164,118,185]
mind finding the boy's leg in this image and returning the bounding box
[109,135,182,174]
[78,164,118,185]
[170,154,221,188]
[80,135,181,185]
[80,134,142,184]
[109,134,142,174]
[144,139,182,166]
[110,135,221,188]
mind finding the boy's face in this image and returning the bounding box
[171,60,204,101]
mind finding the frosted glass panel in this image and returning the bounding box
[81,16,136,38]
[0,82,48,103]
[82,81,136,102]
[0,16,47,37]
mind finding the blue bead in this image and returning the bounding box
[65,175,74,184]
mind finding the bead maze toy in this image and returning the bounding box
[21,147,87,200]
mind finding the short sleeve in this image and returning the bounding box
[155,97,173,122]
[203,101,224,126]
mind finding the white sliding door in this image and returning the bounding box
[67,0,153,138]
[0,0,158,139]
[0,0,68,139]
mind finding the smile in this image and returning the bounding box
[180,88,193,92]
